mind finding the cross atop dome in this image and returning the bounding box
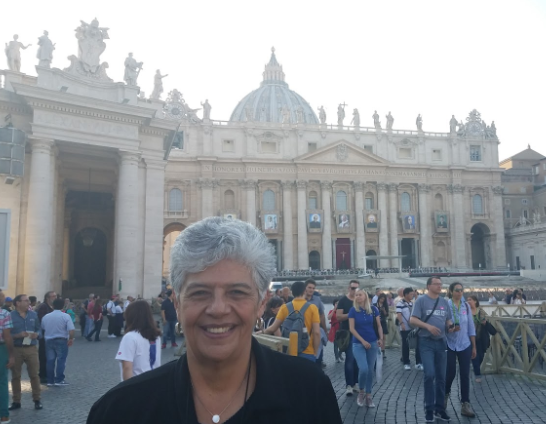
[263,47,285,83]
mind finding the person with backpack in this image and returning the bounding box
[263,281,320,362]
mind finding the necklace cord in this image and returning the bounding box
[191,355,252,423]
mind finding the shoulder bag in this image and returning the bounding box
[406,297,440,350]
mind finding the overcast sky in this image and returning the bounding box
[2,0,545,161]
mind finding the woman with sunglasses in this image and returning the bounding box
[445,282,476,418]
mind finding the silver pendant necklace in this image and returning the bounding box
[192,356,252,424]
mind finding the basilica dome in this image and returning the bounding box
[230,48,319,124]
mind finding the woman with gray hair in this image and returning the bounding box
[88,217,341,424]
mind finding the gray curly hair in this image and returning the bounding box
[170,217,276,300]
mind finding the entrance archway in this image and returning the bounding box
[401,239,416,269]
[366,250,377,271]
[471,223,490,269]
[163,223,186,278]
[309,251,320,270]
[74,228,107,287]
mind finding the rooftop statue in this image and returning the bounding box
[351,108,360,127]
[37,31,55,68]
[457,120,466,137]
[201,99,212,120]
[281,106,290,124]
[372,110,381,130]
[337,103,346,126]
[123,53,143,86]
[386,112,394,130]
[318,106,326,124]
[64,18,112,80]
[151,70,168,100]
[296,106,304,123]
[449,115,457,133]
[5,34,31,73]
[416,114,423,131]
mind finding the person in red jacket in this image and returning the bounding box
[328,299,341,362]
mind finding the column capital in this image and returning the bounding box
[28,137,54,153]
[491,185,504,195]
[388,183,398,192]
[447,184,465,194]
[281,180,295,190]
[320,180,332,190]
[118,150,141,164]
[418,183,431,193]
[196,178,216,189]
[241,179,257,190]
[353,181,364,192]
[144,158,167,171]
[296,180,308,190]
[376,182,388,192]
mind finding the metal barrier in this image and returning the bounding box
[481,303,546,318]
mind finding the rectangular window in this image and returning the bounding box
[261,141,277,153]
[308,142,317,152]
[398,148,413,159]
[523,209,528,219]
[172,132,184,150]
[308,197,317,209]
[522,199,528,205]
[516,256,520,270]
[531,255,535,270]
[432,149,442,161]
[222,139,235,152]
[365,198,374,210]
[470,145,481,161]
[505,209,511,218]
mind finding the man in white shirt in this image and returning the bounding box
[106,296,118,338]
[396,287,422,370]
[40,298,75,386]
[372,288,382,305]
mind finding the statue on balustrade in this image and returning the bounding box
[449,115,457,133]
[201,99,212,120]
[318,106,326,124]
[351,109,360,127]
[416,114,423,131]
[75,19,109,74]
[337,103,346,126]
[372,110,381,129]
[151,70,168,100]
[37,31,55,68]
[124,52,143,86]
[386,112,394,130]
[5,35,31,72]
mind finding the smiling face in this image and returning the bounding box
[177,259,265,364]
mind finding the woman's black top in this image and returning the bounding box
[87,337,342,424]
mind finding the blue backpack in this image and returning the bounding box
[281,302,311,354]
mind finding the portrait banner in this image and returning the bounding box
[337,212,351,233]
[435,211,449,232]
[402,212,417,233]
[364,210,380,233]
[262,212,279,233]
[307,210,324,233]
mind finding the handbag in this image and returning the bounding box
[407,297,440,350]
[335,329,351,353]
[485,320,497,336]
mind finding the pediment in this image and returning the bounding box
[294,140,388,165]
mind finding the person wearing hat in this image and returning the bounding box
[2,298,13,312]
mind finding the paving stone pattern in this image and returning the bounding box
[8,333,546,424]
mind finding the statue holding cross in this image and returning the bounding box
[337,102,346,126]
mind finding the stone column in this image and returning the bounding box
[450,184,466,268]
[282,181,294,270]
[243,180,257,226]
[321,181,333,269]
[492,186,507,268]
[62,212,71,281]
[114,150,141,297]
[388,183,399,267]
[354,182,366,268]
[24,138,54,299]
[143,159,167,298]
[296,180,309,270]
[418,184,431,267]
[198,178,215,218]
[377,183,389,267]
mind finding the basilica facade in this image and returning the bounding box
[0,22,507,299]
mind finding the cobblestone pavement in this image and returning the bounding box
[8,332,546,424]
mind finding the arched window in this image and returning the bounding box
[434,193,443,210]
[308,191,318,209]
[224,190,235,209]
[336,190,347,210]
[365,192,374,210]
[401,192,411,212]
[472,194,483,215]
[169,188,183,211]
[263,189,275,210]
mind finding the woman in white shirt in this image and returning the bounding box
[115,300,162,381]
